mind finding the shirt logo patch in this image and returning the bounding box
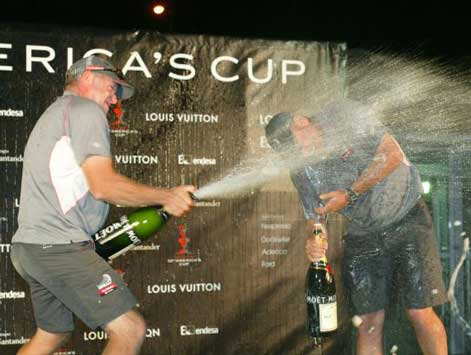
[96,273,118,297]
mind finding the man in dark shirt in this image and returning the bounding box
[265,99,447,355]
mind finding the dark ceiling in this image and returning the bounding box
[2,0,471,56]
[2,1,471,165]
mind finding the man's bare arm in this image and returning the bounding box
[81,155,195,216]
[316,133,405,215]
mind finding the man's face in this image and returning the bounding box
[290,115,322,156]
[85,72,118,113]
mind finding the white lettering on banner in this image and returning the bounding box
[169,54,196,80]
[0,108,24,117]
[147,284,177,294]
[282,60,306,84]
[147,283,222,294]
[260,136,270,149]
[8,45,308,83]
[211,56,239,82]
[145,112,219,123]
[178,155,216,166]
[195,200,221,207]
[83,331,108,341]
[262,249,288,256]
[0,244,11,253]
[0,155,24,162]
[177,113,219,123]
[84,328,159,341]
[247,57,273,84]
[132,243,160,251]
[146,328,161,338]
[122,51,152,78]
[114,155,159,164]
[15,198,20,208]
[259,114,272,125]
[145,113,175,122]
[0,43,13,71]
[26,45,55,73]
[261,260,276,268]
[0,291,26,299]
[260,223,292,230]
[179,283,222,293]
[261,236,290,243]
[0,336,30,345]
[180,325,219,336]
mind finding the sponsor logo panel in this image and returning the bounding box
[0,108,24,118]
[180,325,219,336]
[83,328,160,341]
[259,215,293,269]
[167,224,202,266]
[114,155,159,165]
[0,149,23,163]
[177,154,216,166]
[147,282,222,294]
[0,290,26,299]
[145,112,219,124]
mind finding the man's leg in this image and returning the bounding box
[356,310,385,355]
[17,328,70,355]
[102,309,146,355]
[406,307,447,355]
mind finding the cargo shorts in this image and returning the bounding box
[343,199,448,315]
[10,240,138,333]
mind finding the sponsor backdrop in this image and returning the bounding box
[0,24,349,354]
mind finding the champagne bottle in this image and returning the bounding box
[305,226,337,343]
[92,206,170,261]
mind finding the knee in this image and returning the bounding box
[356,310,385,336]
[406,307,437,327]
[106,310,147,341]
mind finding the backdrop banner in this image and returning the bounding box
[0,24,347,354]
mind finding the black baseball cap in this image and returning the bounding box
[264,112,295,152]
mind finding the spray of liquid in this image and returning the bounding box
[195,49,471,200]
[193,49,471,340]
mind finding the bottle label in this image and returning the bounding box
[94,215,142,245]
[319,302,337,332]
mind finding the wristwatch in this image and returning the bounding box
[345,187,360,205]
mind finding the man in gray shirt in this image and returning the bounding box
[265,99,447,355]
[11,55,196,355]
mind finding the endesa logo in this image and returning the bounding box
[0,290,26,299]
[180,325,219,336]
[0,108,24,118]
[177,154,216,166]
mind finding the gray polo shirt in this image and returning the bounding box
[13,92,111,244]
[290,99,422,235]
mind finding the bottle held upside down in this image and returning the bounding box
[305,226,338,343]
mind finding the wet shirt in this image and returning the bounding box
[290,99,423,235]
[13,92,111,244]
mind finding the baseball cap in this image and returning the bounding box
[66,55,135,100]
[264,112,295,152]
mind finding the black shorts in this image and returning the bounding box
[10,240,138,332]
[343,199,447,315]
